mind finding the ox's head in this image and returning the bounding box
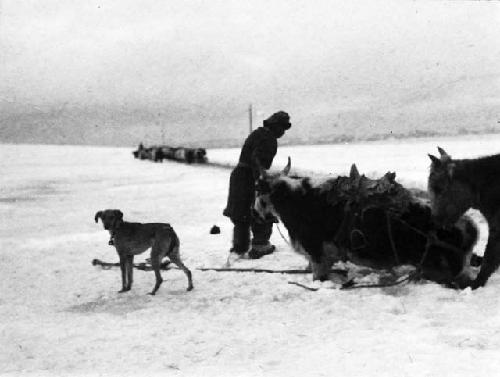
[254,157,291,222]
[427,147,473,227]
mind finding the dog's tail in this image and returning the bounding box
[169,228,180,255]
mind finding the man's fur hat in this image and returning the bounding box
[263,111,291,130]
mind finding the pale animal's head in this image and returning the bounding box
[254,157,291,222]
[94,209,124,230]
[427,147,473,227]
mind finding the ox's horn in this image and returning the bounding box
[95,211,103,223]
[282,156,291,176]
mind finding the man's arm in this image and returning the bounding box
[251,137,277,177]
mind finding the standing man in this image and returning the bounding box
[223,111,292,265]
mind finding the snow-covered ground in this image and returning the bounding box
[2,135,500,376]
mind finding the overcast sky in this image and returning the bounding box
[1,0,500,144]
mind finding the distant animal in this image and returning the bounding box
[254,158,479,287]
[428,146,500,289]
[151,146,163,162]
[132,143,145,159]
[159,146,177,161]
[174,148,186,162]
[194,148,207,163]
[185,148,195,164]
[95,209,193,295]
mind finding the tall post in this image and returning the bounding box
[248,104,253,134]
[159,113,165,144]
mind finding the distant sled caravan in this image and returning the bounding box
[132,143,207,164]
[254,158,480,288]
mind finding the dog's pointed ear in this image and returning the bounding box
[428,154,440,165]
[437,146,451,162]
[95,211,103,223]
[114,210,123,221]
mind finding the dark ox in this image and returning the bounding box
[255,158,479,286]
[428,147,500,289]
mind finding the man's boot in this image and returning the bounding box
[248,244,276,259]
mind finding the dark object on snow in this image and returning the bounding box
[210,225,221,234]
[254,159,480,288]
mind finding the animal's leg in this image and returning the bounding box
[149,250,163,295]
[308,241,345,281]
[451,251,475,289]
[471,231,500,289]
[430,245,469,288]
[170,248,194,291]
[308,242,334,281]
[453,270,474,289]
[118,254,130,293]
[126,255,134,290]
[310,261,330,281]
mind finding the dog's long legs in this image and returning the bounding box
[170,251,194,291]
[118,254,130,293]
[126,255,134,291]
[149,246,163,295]
[150,268,163,295]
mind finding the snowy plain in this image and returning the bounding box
[2,135,500,376]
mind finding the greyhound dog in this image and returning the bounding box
[95,209,193,295]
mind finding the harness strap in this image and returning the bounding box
[276,222,291,246]
[385,212,400,265]
[390,214,465,257]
